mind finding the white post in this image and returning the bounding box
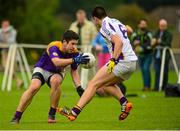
[159,47,167,92]
[178,72,180,84]
[159,47,179,91]
[17,49,29,88]
[1,43,47,92]
[19,47,32,80]
[169,49,179,76]
[81,68,89,89]
[80,45,92,89]
[1,45,12,91]
[7,44,17,92]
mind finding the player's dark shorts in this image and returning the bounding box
[31,67,65,87]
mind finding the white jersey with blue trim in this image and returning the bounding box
[100,16,138,61]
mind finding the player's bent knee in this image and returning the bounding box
[50,81,61,91]
[50,75,62,88]
[51,78,61,87]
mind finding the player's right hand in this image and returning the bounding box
[73,53,90,64]
[107,58,118,73]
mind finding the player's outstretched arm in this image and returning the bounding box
[51,57,73,67]
[107,34,123,73]
[71,69,84,97]
[51,54,90,67]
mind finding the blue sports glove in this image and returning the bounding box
[73,53,90,64]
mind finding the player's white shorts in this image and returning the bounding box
[113,60,137,80]
[32,67,65,85]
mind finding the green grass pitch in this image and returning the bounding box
[0,70,180,130]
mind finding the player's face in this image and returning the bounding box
[66,39,78,53]
[92,17,100,27]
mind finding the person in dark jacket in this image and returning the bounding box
[131,19,153,91]
[152,19,173,91]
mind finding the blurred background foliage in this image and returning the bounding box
[0,0,179,44]
[18,0,63,43]
[109,4,147,29]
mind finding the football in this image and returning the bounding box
[81,53,96,69]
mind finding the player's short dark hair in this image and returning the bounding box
[62,30,79,43]
[92,6,107,19]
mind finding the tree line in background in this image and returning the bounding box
[0,0,62,43]
[0,0,179,43]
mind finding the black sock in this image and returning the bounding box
[48,107,56,117]
[76,86,84,97]
[119,96,127,105]
[13,111,22,120]
[71,105,82,116]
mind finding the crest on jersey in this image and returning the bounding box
[105,30,111,36]
[53,52,58,56]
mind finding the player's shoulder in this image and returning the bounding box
[101,19,111,37]
[47,41,62,50]
[103,16,117,24]
[101,17,116,30]
[48,41,62,46]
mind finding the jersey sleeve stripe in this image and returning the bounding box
[108,23,116,32]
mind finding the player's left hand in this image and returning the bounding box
[73,53,90,65]
[107,58,117,73]
[76,86,84,97]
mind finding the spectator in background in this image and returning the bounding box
[152,19,172,91]
[131,19,153,91]
[0,20,23,88]
[0,20,17,68]
[92,32,110,69]
[69,9,97,89]
[69,9,97,52]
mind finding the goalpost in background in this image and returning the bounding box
[0,43,179,92]
[0,43,46,92]
[0,43,96,92]
[159,47,179,91]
